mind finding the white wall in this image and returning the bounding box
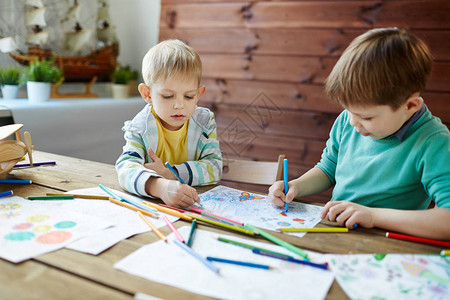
[0,0,161,75]
[109,0,161,78]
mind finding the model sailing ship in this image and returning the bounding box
[0,0,119,82]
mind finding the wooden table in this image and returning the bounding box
[1,151,443,299]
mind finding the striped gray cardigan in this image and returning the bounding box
[115,105,222,197]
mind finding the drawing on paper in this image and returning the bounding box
[0,203,21,211]
[199,186,323,237]
[239,192,264,202]
[328,253,450,299]
[0,196,111,263]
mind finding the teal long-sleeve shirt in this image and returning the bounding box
[316,106,450,210]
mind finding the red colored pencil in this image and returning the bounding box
[386,232,450,248]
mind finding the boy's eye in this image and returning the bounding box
[161,95,173,99]
[185,95,195,99]
[361,117,372,121]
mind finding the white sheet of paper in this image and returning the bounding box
[199,185,323,237]
[41,187,179,255]
[115,226,334,300]
[0,196,111,263]
[326,253,450,300]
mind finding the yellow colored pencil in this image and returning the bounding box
[441,249,450,256]
[47,193,110,200]
[142,201,192,221]
[108,197,158,218]
[137,211,167,242]
[279,227,349,233]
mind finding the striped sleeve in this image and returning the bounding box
[115,128,161,196]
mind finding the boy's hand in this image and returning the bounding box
[144,148,177,180]
[268,180,296,208]
[321,200,375,229]
[146,178,200,208]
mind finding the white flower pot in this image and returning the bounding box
[112,84,130,99]
[1,85,20,99]
[27,81,51,103]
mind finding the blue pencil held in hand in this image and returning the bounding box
[165,162,185,184]
[283,159,289,213]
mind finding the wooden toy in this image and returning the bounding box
[0,124,33,179]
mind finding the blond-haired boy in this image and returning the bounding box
[116,39,222,207]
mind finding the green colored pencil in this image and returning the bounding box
[217,236,292,259]
[186,219,197,247]
[28,195,74,200]
[244,224,309,259]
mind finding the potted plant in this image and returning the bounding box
[127,66,139,96]
[0,67,22,99]
[111,66,134,99]
[20,59,63,103]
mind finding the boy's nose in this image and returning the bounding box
[173,98,184,109]
[348,112,359,127]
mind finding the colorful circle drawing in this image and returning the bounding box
[36,230,72,244]
[54,221,76,229]
[277,221,291,227]
[0,203,21,211]
[13,223,33,230]
[4,231,35,241]
[33,225,52,233]
[26,214,50,223]
[1,211,20,220]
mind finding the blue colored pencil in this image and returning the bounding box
[0,190,13,198]
[206,256,273,270]
[252,249,328,270]
[283,159,289,212]
[0,179,32,184]
[173,239,219,274]
[99,184,158,214]
[14,161,56,168]
[186,219,197,247]
[165,162,185,184]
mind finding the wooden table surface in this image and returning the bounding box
[1,151,443,299]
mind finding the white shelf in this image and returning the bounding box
[0,97,145,165]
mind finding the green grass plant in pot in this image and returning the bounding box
[111,66,134,99]
[20,59,63,103]
[0,67,22,99]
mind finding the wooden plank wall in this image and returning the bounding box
[159,0,450,202]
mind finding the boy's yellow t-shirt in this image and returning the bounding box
[151,108,188,165]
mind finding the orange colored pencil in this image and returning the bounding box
[137,211,167,242]
[108,197,158,218]
[142,201,192,221]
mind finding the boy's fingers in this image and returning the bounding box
[285,189,296,204]
[147,147,160,162]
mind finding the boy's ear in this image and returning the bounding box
[138,83,152,104]
[197,85,206,100]
[405,92,422,114]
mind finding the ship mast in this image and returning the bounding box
[24,0,48,47]
[96,0,117,46]
[63,0,93,53]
